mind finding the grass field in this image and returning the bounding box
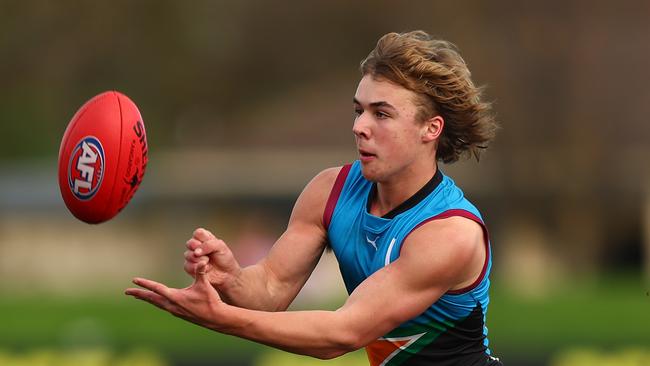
[488,274,650,358]
[0,274,648,365]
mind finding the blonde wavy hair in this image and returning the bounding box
[360,31,497,163]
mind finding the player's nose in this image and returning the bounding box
[352,114,371,139]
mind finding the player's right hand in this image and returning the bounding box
[184,228,242,289]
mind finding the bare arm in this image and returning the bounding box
[184,167,340,311]
[127,216,486,359]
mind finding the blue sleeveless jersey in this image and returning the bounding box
[324,161,500,366]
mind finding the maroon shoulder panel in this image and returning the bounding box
[322,164,352,230]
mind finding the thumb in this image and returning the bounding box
[194,262,212,287]
[193,262,222,302]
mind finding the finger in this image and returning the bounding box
[184,258,210,276]
[125,288,175,312]
[132,277,174,299]
[186,238,202,250]
[194,238,227,257]
[196,261,208,276]
[197,256,210,267]
[184,250,204,263]
[193,228,216,242]
[184,261,196,276]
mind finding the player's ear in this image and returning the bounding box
[422,115,444,142]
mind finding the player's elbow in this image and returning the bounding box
[314,346,354,360]
[315,351,346,360]
[317,329,364,359]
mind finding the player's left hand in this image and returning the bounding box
[125,263,226,330]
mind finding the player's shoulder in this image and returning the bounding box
[398,216,486,289]
[402,216,484,266]
[304,165,346,195]
[314,166,344,184]
[288,166,348,229]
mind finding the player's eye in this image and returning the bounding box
[375,111,389,119]
[354,108,363,117]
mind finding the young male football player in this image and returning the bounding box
[127,30,501,366]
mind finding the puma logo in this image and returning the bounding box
[366,235,379,251]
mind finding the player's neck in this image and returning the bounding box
[371,163,437,218]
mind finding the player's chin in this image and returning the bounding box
[359,163,382,182]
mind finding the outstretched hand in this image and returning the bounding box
[125,263,228,330]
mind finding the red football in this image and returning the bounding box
[58,91,148,224]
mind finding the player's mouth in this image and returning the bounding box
[358,149,376,162]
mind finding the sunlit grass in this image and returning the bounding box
[0,294,263,360]
[0,347,168,366]
[0,273,647,364]
[255,349,368,366]
[488,273,650,358]
[550,347,650,366]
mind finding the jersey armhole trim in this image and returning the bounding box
[322,163,352,230]
[401,208,490,295]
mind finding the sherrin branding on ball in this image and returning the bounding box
[58,91,148,224]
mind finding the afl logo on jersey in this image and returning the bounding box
[68,136,105,200]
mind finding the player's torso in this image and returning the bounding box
[326,161,500,366]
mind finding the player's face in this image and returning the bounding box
[353,75,438,183]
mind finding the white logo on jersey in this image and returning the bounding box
[384,238,397,266]
[366,235,379,251]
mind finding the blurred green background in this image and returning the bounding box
[1,1,649,365]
